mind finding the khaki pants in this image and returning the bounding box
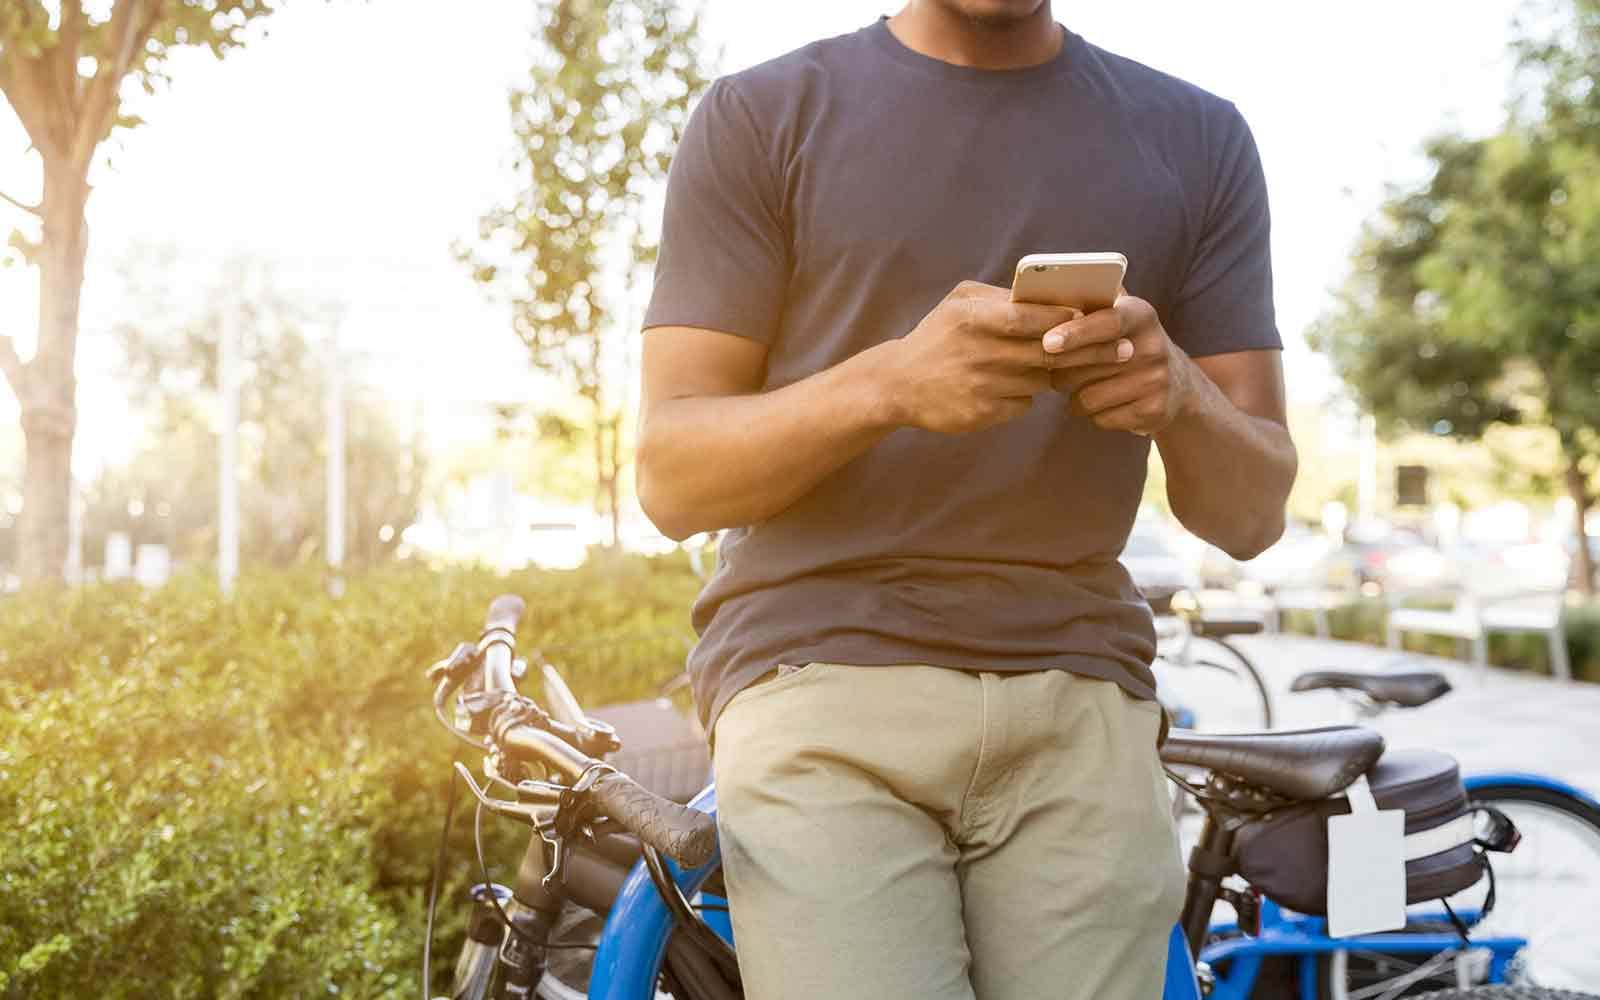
[712,663,1185,1000]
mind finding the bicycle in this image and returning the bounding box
[425,594,1598,1000]
[1149,588,1275,732]
[1288,667,1600,996]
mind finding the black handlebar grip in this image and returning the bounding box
[589,770,717,869]
[484,594,526,635]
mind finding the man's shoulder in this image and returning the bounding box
[1077,36,1243,126]
[714,26,870,116]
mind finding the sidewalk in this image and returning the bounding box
[1221,634,1600,796]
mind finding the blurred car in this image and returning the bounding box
[1296,523,1456,595]
[1234,526,1340,590]
[1120,526,1201,609]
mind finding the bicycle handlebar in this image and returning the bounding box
[589,770,717,869]
[485,593,526,634]
[482,595,525,695]
[465,593,716,870]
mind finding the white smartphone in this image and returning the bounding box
[1011,252,1127,311]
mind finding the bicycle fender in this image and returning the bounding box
[1465,772,1600,813]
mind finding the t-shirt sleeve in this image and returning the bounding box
[642,79,788,344]
[1165,103,1281,358]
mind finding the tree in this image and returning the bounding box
[0,0,279,583]
[460,0,711,546]
[1314,0,1600,596]
[1311,134,1600,595]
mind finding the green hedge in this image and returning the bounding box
[1276,596,1600,683]
[0,555,699,999]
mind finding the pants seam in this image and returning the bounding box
[958,673,991,836]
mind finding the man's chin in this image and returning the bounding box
[942,0,1049,27]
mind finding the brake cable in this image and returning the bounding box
[420,766,460,1000]
[471,799,598,953]
[642,845,742,987]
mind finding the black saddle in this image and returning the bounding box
[1188,614,1266,639]
[1160,725,1385,801]
[1290,669,1452,709]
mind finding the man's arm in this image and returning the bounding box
[1155,350,1295,560]
[1046,295,1296,559]
[636,327,898,542]
[637,282,1075,540]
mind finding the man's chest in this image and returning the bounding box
[779,88,1199,316]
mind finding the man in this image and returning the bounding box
[636,1,1296,996]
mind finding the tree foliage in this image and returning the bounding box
[460,0,711,543]
[1310,0,1600,592]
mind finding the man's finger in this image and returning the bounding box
[977,335,1071,371]
[1051,363,1129,393]
[1044,336,1134,369]
[1076,369,1161,415]
[982,300,1081,339]
[1039,307,1125,351]
[1089,396,1156,436]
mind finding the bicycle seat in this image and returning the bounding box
[1188,615,1265,638]
[1289,669,1452,709]
[1160,725,1385,801]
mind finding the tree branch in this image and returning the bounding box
[0,189,40,215]
[70,0,156,167]
[0,335,28,395]
[0,45,65,159]
[57,0,85,108]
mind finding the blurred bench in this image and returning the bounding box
[1385,586,1571,682]
[1266,587,1357,639]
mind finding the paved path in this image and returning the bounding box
[1217,634,1600,796]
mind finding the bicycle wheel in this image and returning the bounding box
[1318,785,1600,997]
[1456,785,1600,988]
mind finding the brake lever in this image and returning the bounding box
[425,641,478,685]
[452,762,551,826]
[536,762,616,890]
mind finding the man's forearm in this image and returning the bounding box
[1154,363,1296,560]
[637,343,901,540]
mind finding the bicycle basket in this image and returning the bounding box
[1234,748,1484,915]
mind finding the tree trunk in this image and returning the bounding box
[15,163,89,584]
[1565,453,1595,598]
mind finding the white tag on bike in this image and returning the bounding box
[1326,775,1406,938]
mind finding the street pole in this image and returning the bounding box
[218,298,240,596]
[325,321,346,596]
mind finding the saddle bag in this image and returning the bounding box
[1234,748,1484,915]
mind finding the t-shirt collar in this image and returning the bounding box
[866,15,1081,86]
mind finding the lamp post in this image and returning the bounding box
[325,320,346,596]
[218,299,240,596]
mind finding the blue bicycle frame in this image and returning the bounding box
[589,772,1591,999]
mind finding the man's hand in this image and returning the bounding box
[879,280,1077,435]
[1043,293,1199,436]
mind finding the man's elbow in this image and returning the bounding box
[635,445,696,543]
[1222,512,1286,562]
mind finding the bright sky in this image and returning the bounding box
[0,0,1525,482]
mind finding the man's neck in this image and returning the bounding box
[885,2,1061,71]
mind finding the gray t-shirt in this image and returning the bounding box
[644,19,1281,731]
